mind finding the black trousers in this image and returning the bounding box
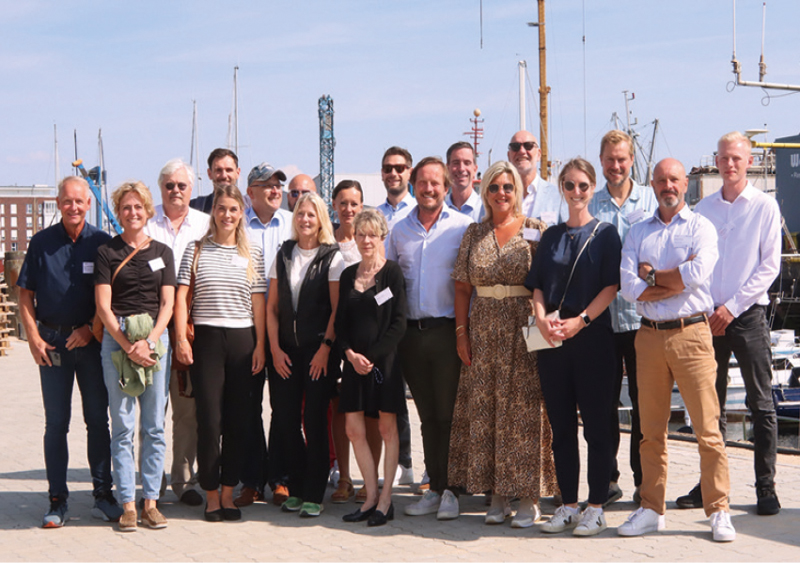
[538,323,616,506]
[610,330,643,487]
[399,320,460,494]
[192,325,255,491]
[714,305,777,488]
[238,366,268,492]
[269,345,337,504]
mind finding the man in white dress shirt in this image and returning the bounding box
[683,132,782,516]
[145,158,211,507]
[507,130,566,227]
[377,146,416,229]
[618,158,735,542]
[444,142,483,222]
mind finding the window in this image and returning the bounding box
[25,216,32,228]
[10,217,17,228]
[10,204,17,214]
[45,201,56,214]
[11,242,17,252]
[26,203,32,215]
[26,229,33,241]
[0,217,4,228]
[1,231,5,241]
[0,204,4,214]
[11,230,17,241]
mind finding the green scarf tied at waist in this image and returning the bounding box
[111,313,167,397]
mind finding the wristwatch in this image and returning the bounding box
[580,313,592,326]
[146,338,156,351]
[645,268,656,287]
[322,338,334,348]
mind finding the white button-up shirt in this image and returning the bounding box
[385,207,473,320]
[245,207,293,286]
[621,205,718,321]
[377,192,417,230]
[145,205,210,275]
[445,189,484,222]
[590,180,659,332]
[521,174,568,227]
[694,183,781,318]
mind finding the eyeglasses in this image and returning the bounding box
[487,183,514,194]
[508,141,538,152]
[562,181,591,192]
[165,182,188,192]
[290,189,313,198]
[253,183,283,191]
[382,164,409,174]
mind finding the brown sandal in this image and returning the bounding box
[331,477,354,504]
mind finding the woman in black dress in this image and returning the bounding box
[336,209,407,526]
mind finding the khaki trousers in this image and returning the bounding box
[636,321,730,517]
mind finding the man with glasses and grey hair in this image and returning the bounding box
[145,158,210,507]
[507,130,566,227]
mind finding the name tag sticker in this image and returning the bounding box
[673,235,692,248]
[627,209,646,224]
[231,255,249,268]
[149,257,165,272]
[82,262,94,274]
[375,287,393,306]
[523,228,541,242]
[540,211,557,225]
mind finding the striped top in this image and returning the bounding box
[178,239,267,328]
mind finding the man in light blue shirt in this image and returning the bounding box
[507,130,567,227]
[377,146,416,229]
[444,141,483,222]
[589,130,658,506]
[386,156,473,522]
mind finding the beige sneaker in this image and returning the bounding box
[118,510,137,532]
[141,507,167,529]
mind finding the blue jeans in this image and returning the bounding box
[38,324,112,499]
[101,329,170,504]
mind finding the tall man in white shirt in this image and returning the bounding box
[386,157,473,521]
[590,130,658,506]
[444,142,483,222]
[618,158,735,542]
[377,146,416,229]
[145,158,211,507]
[235,162,294,507]
[686,132,782,515]
[507,130,567,227]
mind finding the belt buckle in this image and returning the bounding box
[491,284,506,300]
[416,319,427,331]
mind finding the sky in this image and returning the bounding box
[2,0,799,201]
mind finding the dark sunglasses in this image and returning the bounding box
[290,189,313,198]
[487,183,514,194]
[562,181,591,192]
[165,182,188,191]
[508,141,538,152]
[382,164,409,174]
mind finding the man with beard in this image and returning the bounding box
[507,130,566,227]
[444,142,483,222]
[377,146,416,229]
[190,148,241,213]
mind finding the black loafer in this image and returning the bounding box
[342,505,376,523]
[367,503,394,527]
[181,489,204,506]
[222,507,242,521]
[756,486,781,516]
[204,505,224,522]
[675,484,703,509]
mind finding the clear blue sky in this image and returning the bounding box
[2,0,798,195]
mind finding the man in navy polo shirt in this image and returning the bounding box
[17,176,121,528]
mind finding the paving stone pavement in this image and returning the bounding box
[1,336,799,562]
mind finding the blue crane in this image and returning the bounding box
[72,159,123,234]
[318,95,335,218]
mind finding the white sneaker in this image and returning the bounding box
[437,490,460,520]
[405,490,441,516]
[618,507,666,537]
[540,505,580,533]
[397,465,414,486]
[710,510,736,542]
[573,506,607,536]
[511,502,542,528]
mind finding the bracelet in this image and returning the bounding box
[455,324,468,335]
[178,338,189,343]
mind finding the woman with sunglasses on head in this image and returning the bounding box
[524,158,622,537]
[448,161,558,528]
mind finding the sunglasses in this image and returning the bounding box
[508,141,538,152]
[290,189,313,198]
[487,183,514,194]
[165,182,188,192]
[562,181,591,192]
[382,164,409,174]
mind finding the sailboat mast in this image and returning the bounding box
[519,61,527,131]
[527,0,550,179]
[190,100,202,195]
[53,124,59,189]
[233,66,239,156]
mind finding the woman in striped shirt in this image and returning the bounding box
[173,184,267,522]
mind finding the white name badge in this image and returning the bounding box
[523,228,541,242]
[375,287,393,306]
[82,262,94,274]
[540,211,557,225]
[627,209,646,224]
[231,255,249,268]
[149,257,166,272]
[673,235,692,248]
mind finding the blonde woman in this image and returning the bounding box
[174,184,266,522]
[266,192,345,518]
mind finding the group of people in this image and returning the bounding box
[18,128,782,542]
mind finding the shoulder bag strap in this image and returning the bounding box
[556,220,602,312]
[111,236,152,286]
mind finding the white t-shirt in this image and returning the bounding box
[269,245,345,311]
[338,238,361,268]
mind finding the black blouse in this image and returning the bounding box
[95,236,176,319]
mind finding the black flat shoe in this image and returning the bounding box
[342,505,376,523]
[367,503,394,527]
[204,504,224,522]
[222,507,242,521]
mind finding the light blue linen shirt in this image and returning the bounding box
[377,192,417,230]
[245,207,293,288]
[522,175,568,227]
[590,180,659,332]
[385,206,473,320]
[620,205,718,321]
[445,189,484,222]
